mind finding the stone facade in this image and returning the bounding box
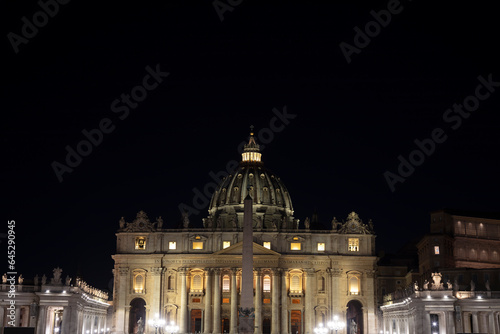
[0,269,111,333]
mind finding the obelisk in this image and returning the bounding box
[239,191,255,333]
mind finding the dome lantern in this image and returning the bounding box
[241,125,262,164]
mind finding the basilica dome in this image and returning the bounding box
[204,129,297,230]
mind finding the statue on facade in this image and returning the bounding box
[423,279,429,290]
[52,267,63,284]
[2,273,7,284]
[413,281,419,291]
[18,275,24,284]
[34,274,39,286]
[182,212,190,229]
[119,217,125,229]
[331,217,339,230]
[470,280,475,292]
[156,216,163,229]
[304,217,310,229]
[350,319,357,334]
[137,317,144,334]
[453,276,459,291]
[41,275,47,285]
[485,280,491,291]
[447,280,452,290]
[65,275,72,286]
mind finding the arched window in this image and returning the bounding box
[349,277,359,295]
[192,274,202,291]
[222,275,230,292]
[133,271,146,293]
[263,275,271,292]
[318,276,325,292]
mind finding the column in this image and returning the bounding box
[271,269,280,334]
[230,268,238,334]
[329,268,341,315]
[14,307,21,326]
[447,311,455,334]
[179,268,189,333]
[0,307,4,327]
[255,270,262,334]
[62,306,70,334]
[424,312,431,334]
[114,267,129,334]
[213,269,222,334]
[281,271,288,334]
[204,269,213,334]
[151,267,163,318]
[472,312,479,333]
[304,269,314,334]
[488,313,496,334]
[36,306,47,334]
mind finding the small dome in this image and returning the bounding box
[203,128,296,230]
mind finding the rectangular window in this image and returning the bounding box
[263,241,271,249]
[192,298,201,303]
[223,241,231,249]
[317,243,325,251]
[434,246,440,254]
[192,241,204,250]
[290,242,301,251]
[222,298,230,304]
[222,276,230,292]
[348,238,359,252]
[135,237,146,250]
[263,298,271,304]
[292,299,301,304]
[169,241,177,250]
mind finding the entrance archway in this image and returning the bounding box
[129,298,146,334]
[346,300,362,334]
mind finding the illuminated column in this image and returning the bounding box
[230,268,238,334]
[304,269,314,334]
[204,269,213,334]
[424,313,431,334]
[0,307,4,327]
[14,307,21,326]
[254,270,262,334]
[472,312,479,333]
[330,268,341,315]
[179,268,188,334]
[271,268,280,334]
[113,267,129,334]
[213,269,222,334]
[62,306,70,334]
[281,270,288,334]
[36,306,47,334]
[151,267,163,318]
[488,313,495,334]
[447,311,455,334]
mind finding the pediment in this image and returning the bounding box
[213,242,280,256]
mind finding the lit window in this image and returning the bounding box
[263,242,271,249]
[135,237,146,250]
[349,276,359,295]
[223,241,231,249]
[317,243,325,251]
[222,275,230,291]
[434,246,440,255]
[133,273,145,293]
[263,275,271,292]
[291,243,301,251]
[290,275,301,292]
[192,242,203,250]
[169,242,177,250]
[348,238,359,252]
[192,274,202,290]
[223,298,230,304]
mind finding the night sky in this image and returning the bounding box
[3,1,499,294]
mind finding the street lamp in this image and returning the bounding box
[165,321,179,334]
[148,314,166,334]
[314,323,328,334]
[327,315,345,334]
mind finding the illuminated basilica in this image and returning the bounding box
[111,131,378,334]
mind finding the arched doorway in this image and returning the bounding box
[346,300,362,334]
[129,298,146,334]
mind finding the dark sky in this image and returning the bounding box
[2,1,499,292]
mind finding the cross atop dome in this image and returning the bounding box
[241,125,262,164]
